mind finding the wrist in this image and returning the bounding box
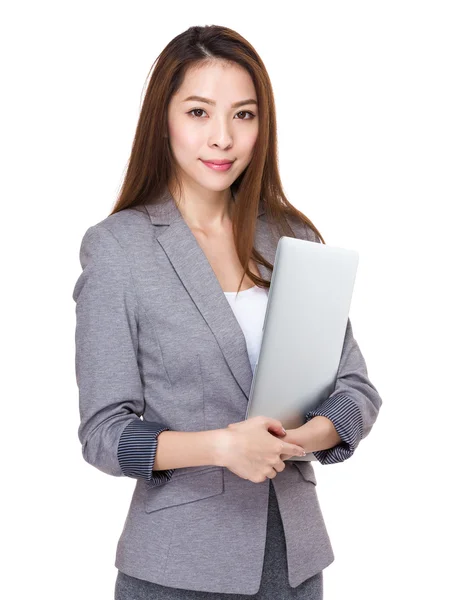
[211,428,232,468]
[300,416,342,452]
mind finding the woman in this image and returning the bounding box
[73,25,382,599]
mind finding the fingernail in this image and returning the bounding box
[281,428,286,434]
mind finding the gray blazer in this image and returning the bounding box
[73,186,382,595]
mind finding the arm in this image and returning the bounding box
[294,415,343,454]
[304,317,382,463]
[302,225,383,464]
[73,223,174,484]
[152,429,227,471]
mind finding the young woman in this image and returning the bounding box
[73,25,382,599]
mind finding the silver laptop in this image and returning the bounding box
[245,236,359,461]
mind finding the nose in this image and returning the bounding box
[208,116,233,149]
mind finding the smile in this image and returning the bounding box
[200,160,234,171]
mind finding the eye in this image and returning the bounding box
[187,109,256,120]
[236,110,256,120]
[188,108,207,118]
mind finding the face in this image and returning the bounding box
[167,60,259,194]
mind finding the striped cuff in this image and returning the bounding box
[117,419,175,484]
[304,392,363,464]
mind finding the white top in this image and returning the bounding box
[223,285,269,375]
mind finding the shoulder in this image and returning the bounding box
[259,210,320,245]
[79,206,152,251]
[89,206,150,239]
[76,206,155,277]
[282,212,320,243]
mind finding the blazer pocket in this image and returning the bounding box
[145,467,224,513]
[292,461,317,486]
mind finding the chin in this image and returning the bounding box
[194,175,235,192]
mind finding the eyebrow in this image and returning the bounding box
[182,95,258,109]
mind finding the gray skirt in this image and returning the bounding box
[114,480,323,599]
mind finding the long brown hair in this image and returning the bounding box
[110,24,325,292]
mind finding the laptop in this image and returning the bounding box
[245,236,359,461]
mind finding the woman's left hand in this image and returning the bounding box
[273,427,308,460]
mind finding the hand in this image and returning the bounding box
[272,426,308,460]
[276,417,342,457]
[218,416,307,483]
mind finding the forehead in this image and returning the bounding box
[174,61,256,101]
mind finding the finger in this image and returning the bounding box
[265,418,285,436]
[287,444,306,456]
[281,453,295,461]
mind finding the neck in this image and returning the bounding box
[169,180,235,232]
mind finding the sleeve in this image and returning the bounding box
[302,223,383,464]
[304,317,382,464]
[72,223,175,484]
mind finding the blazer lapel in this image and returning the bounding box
[142,186,279,401]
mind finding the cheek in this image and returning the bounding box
[242,132,258,160]
[244,125,259,150]
[168,123,201,158]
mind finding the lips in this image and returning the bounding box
[201,159,234,165]
[200,159,234,172]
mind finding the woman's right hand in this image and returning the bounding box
[216,416,306,483]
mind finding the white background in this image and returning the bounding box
[2,1,474,598]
